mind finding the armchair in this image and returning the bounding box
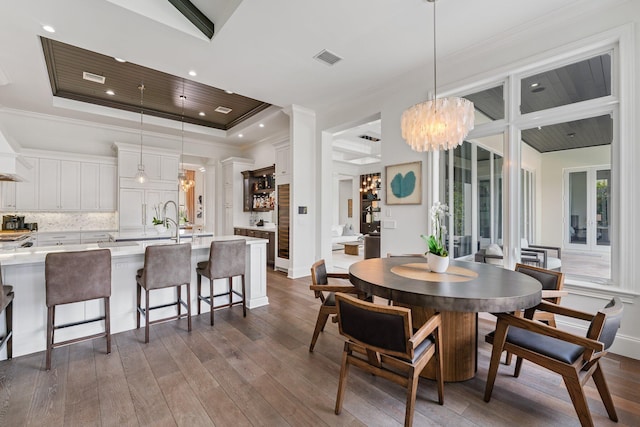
[334,292,444,427]
[308,259,367,352]
[521,238,562,271]
[484,297,623,427]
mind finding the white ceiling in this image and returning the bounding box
[0,0,610,150]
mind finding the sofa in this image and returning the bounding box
[331,224,363,250]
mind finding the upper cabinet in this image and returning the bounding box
[81,163,117,211]
[116,143,179,185]
[275,144,290,178]
[242,165,275,212]
[38,158,81,210]
[1,156,38,210]
[5,151,116,212]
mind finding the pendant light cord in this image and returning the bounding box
[139,83,145,164]
[433,0,437,101]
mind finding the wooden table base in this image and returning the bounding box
[400,305,477,382]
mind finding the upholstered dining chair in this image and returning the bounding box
[484,297,623,427]
[504,263,567,365]
[334,292,444,427]
[308,259,366,352]
[0,263,14,359]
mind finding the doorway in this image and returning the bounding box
[564,166,611,252]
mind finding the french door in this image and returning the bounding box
[564,166,611,252]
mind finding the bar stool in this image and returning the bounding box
[0,263,14,360]
[45,249,111,371]
[196,240,246,325]
[136,243,192,343]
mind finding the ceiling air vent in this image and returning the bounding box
[313,49,342,66]
[82,71,105,84]
[215,106,232,114]
[359,134,381,142]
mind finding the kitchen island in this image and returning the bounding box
[0,235,268,359]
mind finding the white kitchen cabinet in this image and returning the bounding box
[161,156,179,181]
[36,232,82,247]
[117,149,177,183]
[0,182,15,210]
[80,231,113,243]
[80,163,116,211]
[275,144,290,178]
[119,187,178,232]
[2,156,38,210]
[38,159,80,210]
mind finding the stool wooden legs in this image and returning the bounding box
[196,273,246,326]
[136,283,191,343]
[46,297,111,371]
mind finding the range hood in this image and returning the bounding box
[0,129,26,182]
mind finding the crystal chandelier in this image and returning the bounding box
[134,84,148,183]
[177,88,194,192]
[401,0,474,152]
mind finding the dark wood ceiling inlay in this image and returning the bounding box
[521,115,612,153]
[41,37,270,130]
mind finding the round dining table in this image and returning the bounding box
[349,257,542,382]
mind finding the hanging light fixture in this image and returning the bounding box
[401,0,474,152]
[134,83,148,183]
[177,84,195,192]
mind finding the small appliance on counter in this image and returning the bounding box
[2,215,25,230]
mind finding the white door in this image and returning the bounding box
[564,166,611,252]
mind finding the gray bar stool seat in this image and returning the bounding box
[136,243,192,343]
[0,263,14,359]
[196,240,246,325]
[45,249,112,370]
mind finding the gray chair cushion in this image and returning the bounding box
[489,327,584,364]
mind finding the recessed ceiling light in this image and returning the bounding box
[567,132,576,138]
[42,25,55,33]
[238,134,243,138]
[105,90,115,96]
[537,126,542,130]
[530,82,539,88]
[199,112,205,116]
[259,123,265,128]
[114,57,126,63]
[225,90,234,94]
[188,70,197,77]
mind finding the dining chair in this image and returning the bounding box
[484,297,623,427]
[504,263,566,365]
[334,292,444,427]
[308,259,366,352]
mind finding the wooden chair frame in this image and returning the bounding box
[334,292,444,427]
[308,259,364,352]
[484,298,622,427]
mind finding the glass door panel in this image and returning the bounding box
[596,169,611,247]
[568,171,588,246]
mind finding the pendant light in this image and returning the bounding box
[134,83,148,183]
[401,0,475,152]
[177,82,194,192]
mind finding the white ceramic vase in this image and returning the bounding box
[154,224,167,234]
[427,252,449,273]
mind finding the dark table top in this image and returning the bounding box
[349,257,542,313]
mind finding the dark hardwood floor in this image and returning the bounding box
[1,269,639,426]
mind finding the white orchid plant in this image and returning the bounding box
[421,201,449,257]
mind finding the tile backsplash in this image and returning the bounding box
[5,212,117,232]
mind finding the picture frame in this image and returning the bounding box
[385,161,422,205]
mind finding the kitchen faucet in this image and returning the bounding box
[162,200,180,243]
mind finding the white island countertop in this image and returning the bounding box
[109,230,215,242]
[0,235,265,266]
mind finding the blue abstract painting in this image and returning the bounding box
[385,161,422,205]
[390,171,416,199]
